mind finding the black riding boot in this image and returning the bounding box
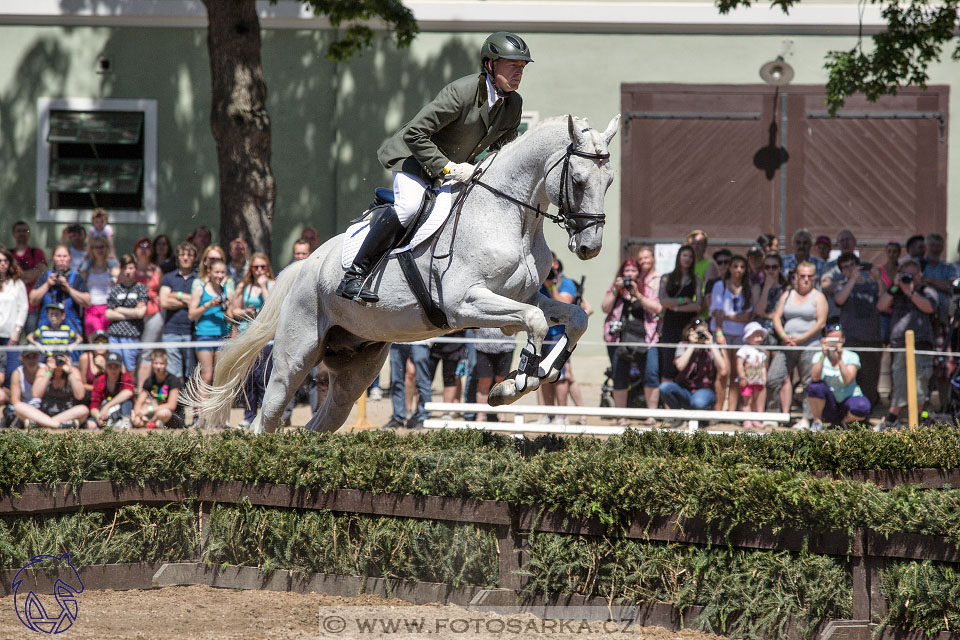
[336,207,405,303]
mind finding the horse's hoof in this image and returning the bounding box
[488,379,518,406]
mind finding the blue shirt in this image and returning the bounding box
[813,349,863,402]
[160,270,196,336]
[540,275,578,343]
[39,270,87,337]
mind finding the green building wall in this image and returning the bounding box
[0,24,957,351]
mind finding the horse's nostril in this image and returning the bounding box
[579,246,588,255]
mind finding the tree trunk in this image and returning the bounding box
[203,0,274,256]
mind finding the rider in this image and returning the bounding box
[336,32,533,303]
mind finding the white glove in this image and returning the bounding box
[444,162,474,183]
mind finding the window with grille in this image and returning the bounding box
[36,98,157,224]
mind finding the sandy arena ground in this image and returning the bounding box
[0,585,727,640]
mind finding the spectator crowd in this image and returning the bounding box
[1,213,956,433]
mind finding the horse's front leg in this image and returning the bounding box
[448,287,549,405]
[533,293,589,383]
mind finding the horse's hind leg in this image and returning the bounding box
[252,336,323,434]
[305,341,390,433]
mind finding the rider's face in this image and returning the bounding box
[491,58,526,93]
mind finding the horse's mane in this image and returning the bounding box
[492,115,606,165]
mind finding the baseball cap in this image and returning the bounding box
[89,329,109,343]
[105,352,123,366]
[45,302,65,312]
[746,245,763,256]
[743,321,767,340]
[814,235,831,247]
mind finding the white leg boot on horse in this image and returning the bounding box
[186,114,620,433]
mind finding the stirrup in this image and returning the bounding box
[336,275,379,304]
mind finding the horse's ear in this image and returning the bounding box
[567,114,586,147]
[602,114,621,146]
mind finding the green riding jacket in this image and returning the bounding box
[377,73,522,181]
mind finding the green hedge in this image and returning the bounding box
[0,503,196,569]
[1,428,959,637]
[205,500,499,589]
[523,533,852,640]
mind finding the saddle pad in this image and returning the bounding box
[341,187,454,270]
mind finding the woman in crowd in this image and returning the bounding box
[703,248,731,313]
[133,236,164,390]
[230,252,274,427]
[198,245,229,285]
[79,236,117,339]
[474,327,515,422]
[189,256,234,393]
[86,351,135,429]
[153,234,176,274]
[601,258,639,369]
[658,318,727,411]
[657,245,702,380]
[710,254,757,410]
[607,245,662,423]
[769,261,828,429]
[878,241,901,344]
[807,323,871,430]
[78,329,111,399]
[0,248,28,384]
[756,252,789,337]
[12,350,89,429]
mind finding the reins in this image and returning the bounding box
[470,143,610,233]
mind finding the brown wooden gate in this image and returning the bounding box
[621,84,948,260]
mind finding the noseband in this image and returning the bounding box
[472,144,610,233]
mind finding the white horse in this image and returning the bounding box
[191,114,620,433]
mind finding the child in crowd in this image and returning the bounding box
[86,351,135,429]
[88,208,117,260]
[27,302,81,354]
[736,321,768,428]
[131,349,181,429]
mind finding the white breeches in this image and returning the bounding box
[392,170,453,227]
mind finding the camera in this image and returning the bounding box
[219,294,230,312]
[859,261,873,271]
[951,278,960,295]
[546,268,556,282]
[54,354,69,366]
[900,273,914,284]
[622,276,633,288]
[695,329,709,342]
[607,319,623,339]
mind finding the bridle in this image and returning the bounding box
[471,143,610,233]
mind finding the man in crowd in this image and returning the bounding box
[782,229,825,278]
[876,260,937,429]
[812,235,832,262]
[919,232,957,409]
[903,234,926,269]
[159,242,199,380]
[66,224,88,271]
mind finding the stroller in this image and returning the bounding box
[600,364,645,408]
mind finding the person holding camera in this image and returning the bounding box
[876,260,937,430]
[189,256,235,393]
[831,252,882,407]
[658,318,727,412]
[807,322,871,431]
[11,348,88,429]
[603,246,662,422]
[28,244,90,341]
[106,254,150,374]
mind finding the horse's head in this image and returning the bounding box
[545,114,620,260]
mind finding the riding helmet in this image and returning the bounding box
[480,32,533,74]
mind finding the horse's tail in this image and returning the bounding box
[184,258,308,427]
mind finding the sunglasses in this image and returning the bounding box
[797,274,815,279]
[691,318,706,326]
[825,323,842,332]
[137,242,151,249]
[251,264,268,270]
[715,259,730,265]
[763,264,780,270]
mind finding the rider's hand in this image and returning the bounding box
[444,162,474,184]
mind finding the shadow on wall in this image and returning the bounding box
[330,36,476,231]
[0,38,71,250]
